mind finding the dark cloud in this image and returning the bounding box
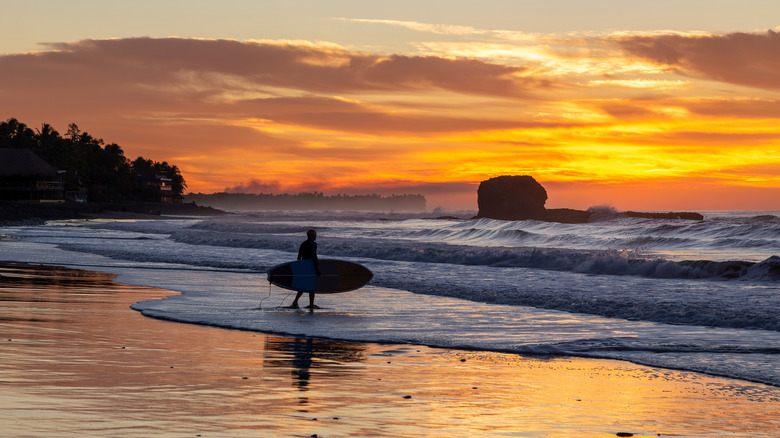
[0,37,559,138]
[113,122,304,157]
[233,96,579,135]
[650,131,780,146]
[600,103,668,120]
[223,180,283,194]
[5,37,543,97]
[617,30,780,89]
[684,98,780,119]
[596,97,780,122]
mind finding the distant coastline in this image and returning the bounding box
[184,192,427,212]
[0,201,224,226]
[0,199,710,227]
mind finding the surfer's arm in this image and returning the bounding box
[313,258,321,276]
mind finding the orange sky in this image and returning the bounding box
[2,12,780,210]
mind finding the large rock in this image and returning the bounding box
[476,175,548,220]
[474,175,703,223]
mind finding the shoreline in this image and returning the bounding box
[2,262,779,437]
[0,199,714,227]
[0,200,226,226]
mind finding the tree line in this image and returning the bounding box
[0,118,186,202]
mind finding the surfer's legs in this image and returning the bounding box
[289,291,303,308]
[305,293,320,309]
[290,292,319,309]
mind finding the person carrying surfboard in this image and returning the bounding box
[289,229,320,309]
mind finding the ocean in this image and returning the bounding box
[2,209,779,387]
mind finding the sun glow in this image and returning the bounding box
[3,16,780,210]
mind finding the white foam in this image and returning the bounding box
[3,211,779,387]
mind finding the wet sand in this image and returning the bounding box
[1,263,778,437]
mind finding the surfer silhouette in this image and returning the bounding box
[290,229,320,309]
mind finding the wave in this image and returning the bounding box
[521,337,780,355]
[165,227,780,281]
[9,211,780,389]
[10,216,768,333]
[51,234,780,332]
[175,211,780,255]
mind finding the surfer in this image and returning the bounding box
[290,229,320,309]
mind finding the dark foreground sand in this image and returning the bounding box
[1,264,778,438]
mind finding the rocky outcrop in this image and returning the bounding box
[623,211,704,221]
[476,175,548,220]
[545,208,593,224]
[475,175,703,223]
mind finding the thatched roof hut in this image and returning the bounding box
[0,149,58,178]
[0,149,63,201]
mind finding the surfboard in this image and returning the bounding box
[267,259,373,293]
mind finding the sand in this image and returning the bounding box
[1,263,778,438]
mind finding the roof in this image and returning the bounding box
[0,149,59,178]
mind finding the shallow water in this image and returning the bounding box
[1,211,779,388]
[1,264,779,437]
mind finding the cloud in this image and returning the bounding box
[2,35,779,209]
[683,98,780,119]
[229,96,582,135]
[336,18,487,37]
[599,102,674,120]
[616,30,780,89]
[223,179,283,194]
[593,95,780,124]
[0,37,555,136]
[337,18,693,43]
[587,79,688,90]
[8,37,541,98]
[113,121,303,157]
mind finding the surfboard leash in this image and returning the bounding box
[276,288,295,309]
[258,281,295,309]
[257,282,273,309]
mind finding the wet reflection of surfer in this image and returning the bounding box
[290,229,320,309]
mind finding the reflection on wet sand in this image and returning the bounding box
[264,336,367,405]
[1,263,779,437]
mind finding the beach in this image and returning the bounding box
[0,201,225,226]
[1,262,779,438]
[5,4,780,435]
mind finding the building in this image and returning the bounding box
[137,172,174,202]
[0,149,64,202]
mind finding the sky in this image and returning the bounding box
[2,1,780,211]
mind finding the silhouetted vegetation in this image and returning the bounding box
[0,118,186,202]
[186,192,427,211]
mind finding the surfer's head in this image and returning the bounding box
[307,229,317,240]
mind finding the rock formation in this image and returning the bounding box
[475,175,703,223]
[623,211,704,220]
[476,175,548,220]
